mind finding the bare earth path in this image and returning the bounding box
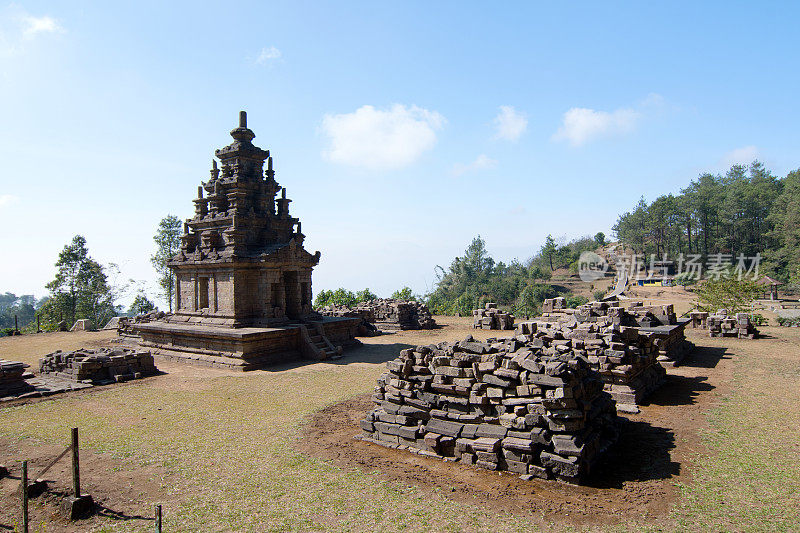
[0,315,798,531]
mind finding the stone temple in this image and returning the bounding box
[136,112,359,370]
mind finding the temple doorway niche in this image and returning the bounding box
[283,271,300,319]
[198,277,210,309]
[300,282,310,309]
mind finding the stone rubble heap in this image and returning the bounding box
[540,298,693,368]
[517,300,675,413]
[321,299,436,331]
[359,335,619,484]
[118,310,168,337]
[0,360,33,398]
[39,348,158,385]
[472,303,515,330]
[689,310,759,339]
[318,305,378,336]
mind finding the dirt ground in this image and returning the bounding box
[0,297,797,531]
[299,323,731,529]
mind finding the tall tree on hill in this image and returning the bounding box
[44,235,117,327]
[541,234,557,271]
[151,215,183,312]
[767,169,800,283]
[45,235,90,325]
[75,257,116,327]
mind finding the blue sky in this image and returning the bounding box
[1,1,799,308]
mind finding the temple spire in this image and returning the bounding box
[239,110,247,128]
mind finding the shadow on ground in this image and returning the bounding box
[588,418,678,488]
[256,342,411,373]
[681,345,729,369]
[646,374,714,407]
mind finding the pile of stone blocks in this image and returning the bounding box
[39,348,158,385]
[0,360,33,398]
[708,310,759,339]
[359,336,619,484]
[118,310,167,337]
[688,311,709,329]
[518,304,671,413]
[689,310,759,339]
[321,299,436,331]
[541,299,693,368]
[473,303,515,330]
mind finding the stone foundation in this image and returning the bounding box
[136,316,360,371]
[39,348,158,384]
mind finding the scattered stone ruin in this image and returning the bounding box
[540,297,693,367]
[320,299,436,332]
[135,112,359,369]
[39,348,158,384]
[117,310,167,337]
[516,297,695,412]
[0,360,33,398]
[689,310,759,339]
[472,303,514,330]
[359,336,619,484]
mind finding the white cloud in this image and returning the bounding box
[21,15,61,37]
[0,7,62,55]
[553,107,640,146]
[721,145,759,167]
[493,105,527,142]
[321,104,445,171]
[451,154,497,177]
[0,194,20,208]
[255,46,281,65]
[552,93,665,147]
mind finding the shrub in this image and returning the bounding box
[566,295,589,308]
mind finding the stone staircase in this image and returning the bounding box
[299,324,343,361]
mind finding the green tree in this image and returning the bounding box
[767,169,800,283]
[391,287,415,301]
[313,288,357,308]
[45,235,90,325]
[355,288,378,303]
[594,232,606,247]
[694,277,762,314]
[514,283,540,319]
[44,235,117,328]
[151,215,183,312]
[75,257,117,327]
[540,234,557,271]
[129,292,156,316]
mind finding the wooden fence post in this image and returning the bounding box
[155,504,162,532]
[71,427,80,497]
[21,460,29,533]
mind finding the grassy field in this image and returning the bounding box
[0,313,799,532]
